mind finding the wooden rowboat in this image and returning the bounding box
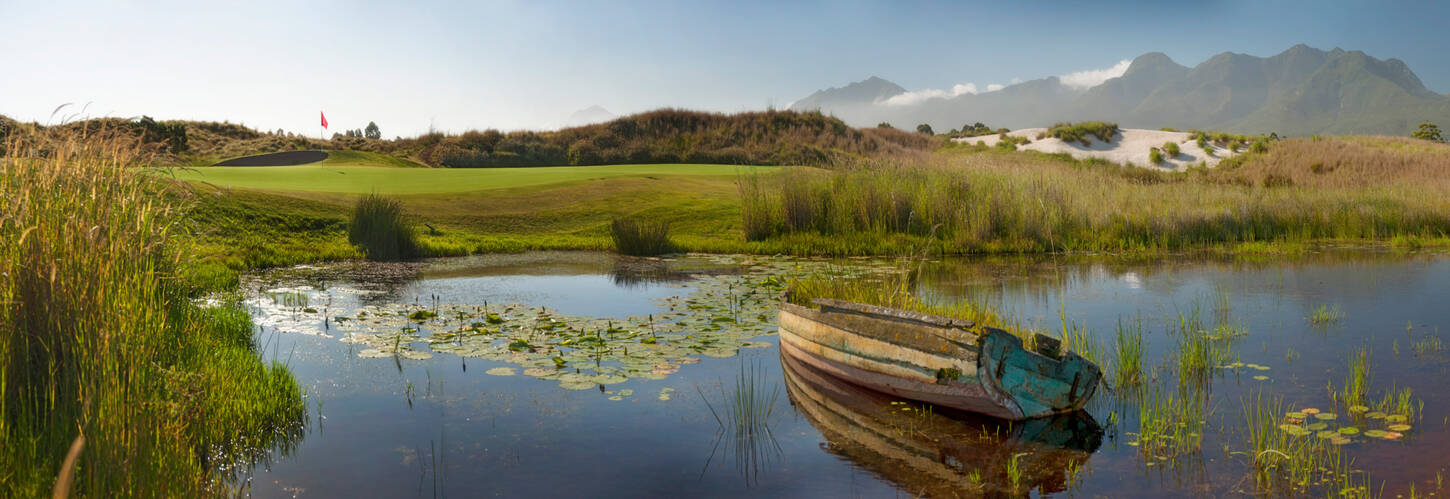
[778,298,1101,420]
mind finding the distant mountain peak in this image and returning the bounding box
[566,105,617,126]
[790,44,1450,136]
[788,77,906,110]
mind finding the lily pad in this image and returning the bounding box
[1388,424,1412,432]
[1385,415,1407,424]
[1348,405,1369,414]
[1338,427,1360,435]
[1314,413,1337,421]
[485,367,516,376]
[1316,430,1338,439]
[1329,436,1352,446]
[1383,431,1404,440]
[1366,411,1386,419]
[1301,408,1321,415]
[1253,375,1269,381]
[1286,411,1306,419]
[1364,430,1388,438]
[1307,423,1329,431]
[1283,426,1311,437]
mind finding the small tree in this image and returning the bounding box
[365,121,381,139]
[877,122,893,129]
[916,123,934,135]
[1412,122,1444,143]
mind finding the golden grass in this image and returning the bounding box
[1,126,303,496]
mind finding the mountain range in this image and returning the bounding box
[789,45,1450,136]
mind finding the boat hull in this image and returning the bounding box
[777,300,1099,420]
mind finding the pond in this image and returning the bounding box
[235,250,1450,497]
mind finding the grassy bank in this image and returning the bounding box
[742,138,1450,253]
[173,135,1450,272]
[1,128,304,496]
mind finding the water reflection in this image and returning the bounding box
[781,350,1101,497]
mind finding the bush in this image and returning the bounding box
[916,123,935,135]
[1042,121,1119,146]
[1149,148,1164,165]
[610,216,673,256]
[1412,122,1444,143]
[1163,142,1181,157]
[348,194,419,260]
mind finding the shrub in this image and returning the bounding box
[1250,138,1268,154]
[1196,136,1209,150]
[610,216,673,256]
[1149,148,1164,165]
[1412,122,1444,142]
[916,123,935,135]
[348,194,420,261]
[1043,121,1120,146]
[1164,142,1181,157]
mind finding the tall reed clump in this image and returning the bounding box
[1113,319,1145,388]
[1,126,304,496]
[348,193,420,261]
[738,144,1450,255]
[699,358,781,482]
[1242,392,1345,494]
[610,216,674,256]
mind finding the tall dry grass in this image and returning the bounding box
[1,126,303,496]
[741,140,1450,253]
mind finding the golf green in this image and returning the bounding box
[166,163,774,194]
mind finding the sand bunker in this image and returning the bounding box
[954,128,1240,170]
[215,150,328,166]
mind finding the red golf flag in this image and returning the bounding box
[320,111,329,129]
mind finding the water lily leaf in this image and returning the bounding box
[1316,430,1338,439]
[1385,415,1407,424]
[1366,411,1386,419]
[1314,413,1337,421]
[1364,430,1388,438]
[1286,412,1306,419]
[1348,405,1369,414]
[1253,375,1269,381]
[1383,431,1404,440]
[618,389,634,397]
[1307,423,1329,431]
[607,395,623,401]
[485,367,516,376]
[1338,427,1359,435]
[558,379,597,390]
[1301,408,1321,415]
[1387,424,1412,432]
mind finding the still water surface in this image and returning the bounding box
[239,250,1450,497]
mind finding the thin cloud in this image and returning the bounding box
[1059,59,1132,89]
[878,80,1012,106]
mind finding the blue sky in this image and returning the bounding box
[2,0,1446,136]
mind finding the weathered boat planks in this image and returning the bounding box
[778,297,1101,420]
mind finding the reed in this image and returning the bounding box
[348,193,420,261]
[1,125,303,496]
[1308,304,1344,326]
[738,144,1450,254]
[699,358,781,483]
[610,216,674,256]
[1341,347,1371,409]
[1113,319,1145,388]
[1241,392,1344,493]
[1134,385,1207,460]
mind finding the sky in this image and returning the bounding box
[2,0,1447,136]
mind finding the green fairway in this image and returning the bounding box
[168,163,774,194]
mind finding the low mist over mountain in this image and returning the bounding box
[791,45,1450,136]
[565,105,618,127]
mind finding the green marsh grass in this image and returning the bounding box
[1308,304,1344,326]
[739,143,1450,254]
[1134,385,1207,460]
[699,358,782,483]
[610,216,674,256]
[1,126,304,496]
[1113,319,1145,388]
[1242,392,1345,493]
[348,193,420,261]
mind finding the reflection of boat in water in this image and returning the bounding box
[782,351,1101,497]
[778,299,1102,419]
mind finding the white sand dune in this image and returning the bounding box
[953,128,1240,170]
